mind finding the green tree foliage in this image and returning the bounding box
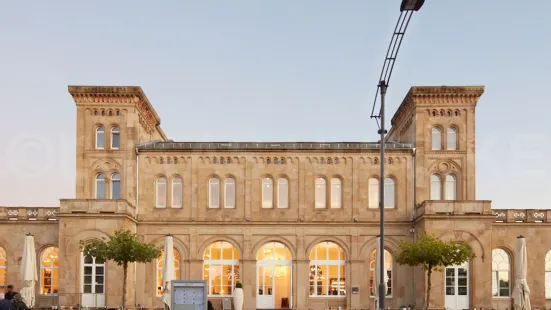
[80,229,161,309]
[395,233,474,310]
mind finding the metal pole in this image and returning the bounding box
[378,80,387,310]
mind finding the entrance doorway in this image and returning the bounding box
[444,263,469,310]
[81,254,105,307]
[256,242,292,309]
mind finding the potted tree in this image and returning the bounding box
[233,282,244,310]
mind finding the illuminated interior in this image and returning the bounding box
[257,242,292,308]
[369,250,393,296]
[41,247,59,295]
[156,247,181,296]
[0,247,6,289]
[309,242,346,296]
[203,241,240,296]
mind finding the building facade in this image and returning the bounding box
[1,85,550,310]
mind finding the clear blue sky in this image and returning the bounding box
[1,1,550,208]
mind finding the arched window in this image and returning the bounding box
[432,127,441,150]
[368,178,379,209]
[172,177,183,208]
[209,178,220,208]
[111,173,120,199]
[262,178,273,208]
[315,178,326,209]
[491,249,510,297]
[95,174,106,199]
[430,175,442,200]
[156,248,181,296]
[224,178,235,208]
[369,250,393,297]
[277,178,289,208]
[40,247,59,295]
[447,128,457,150]
[545,251,551,298]
[156,177,167,208]
[257,242,292,261]
[111,127,120,149]
[81,254,105,300]
[331,178,342,209]
[309,242,346,296]
[95,127,105,149]
[445,175,457,200]
[384,178,395,208]
[203,241,240,297]
[0,247,6,289]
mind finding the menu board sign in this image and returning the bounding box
[171,280,208,310]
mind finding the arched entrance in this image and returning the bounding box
[256,242,292,309]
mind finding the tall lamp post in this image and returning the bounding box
[370,1,425,309]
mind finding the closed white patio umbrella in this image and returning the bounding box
[20,233,38,307]
[373,237,388,310]
[162,235,176,309]
[512,236,531,310]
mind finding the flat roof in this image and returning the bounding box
[136,141,413,151]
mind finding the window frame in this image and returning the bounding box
[383,178,396,209]
[368,178,379,209]
[369,249,393,297]
[447,127,457,150]
[491,248,511,298]
[95,174,106,199]
[430,174,442,200]
[172,177,183,208]
[203,241,241,297]
[111,127,120,149]
[330,178,342,209]
[277,178,289,209]
[224,177,236,209]
[0,247,6,290]
[209,178,220,209]
[445,174,457,201]
[431,127,442,150]
[545,251,551,299]
[95,126,105,149]
[110,173,121,199]
[262,177,273,208]
[309,241,346,297]
[315,178,327,209]
[81,254,105,296]
[156,177,168,208]
[40,247,59,295]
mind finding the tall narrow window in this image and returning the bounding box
[492,249,510,297]
[445,175,456,200]
[331,178,342,208]
[40,247,59,295]
[277,178,289,208]
[447,128,457,150]
[369,250,393,296]
[368,178,379,209]
[96,127,105,149]
[156,177,167,208]
[209,178,220,208]
[432,127,441,150]
[262,178,273,208]
[111,173,120,199]
[0,247,6,289]
[156,248,181,296]
[309,242,346,296]
[172,177,183,208]
[545,251,551,298]
[81,254,105,304]
[111,127,120,149]
[430,175,442,200]
[224,178,235,208]
[203,242,240,296]
[384,178,395,208]
[315,178,326,209]
[95,174,106,199]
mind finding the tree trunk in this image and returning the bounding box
[123,262,128,310]
[425,268,432,310]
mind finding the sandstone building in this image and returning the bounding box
[1,85,550,310]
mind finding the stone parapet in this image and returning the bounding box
[492,208,549,223]
[0,206,59,221]
[59,199,136,217]
[415,200,492,218]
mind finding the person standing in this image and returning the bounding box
[12,294,28,310]
[3,286,16,301]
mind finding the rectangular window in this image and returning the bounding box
[277,179,288,208]
[111,128,120,149]
[111,180,120,199]
[172,179,183,208]
[225,179,235,208]
[209,179,220,208]
[330,179,342,208]
[368,179,379,208]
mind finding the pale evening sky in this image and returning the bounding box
[0,1,550,208]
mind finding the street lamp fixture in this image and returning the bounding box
[370,2,425,310]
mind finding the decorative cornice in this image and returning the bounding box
[68,85,161,128]
[391,85,485,126]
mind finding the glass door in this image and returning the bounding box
[81,255,105,307]
[257,266,274,309]
[444,264,469,310]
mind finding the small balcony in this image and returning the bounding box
[59,199,136,217]
[415,200,493,218]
